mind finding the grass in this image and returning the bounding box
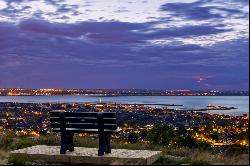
[153,156,190,165]
[8,155,29,165]
[1,134,249,165]
[0,150,9,165]
[190,160,211,165]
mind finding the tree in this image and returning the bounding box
[147,124,177,146]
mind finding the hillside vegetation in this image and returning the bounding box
[0,133,249,165]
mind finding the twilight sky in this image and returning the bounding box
[0,0,249,90]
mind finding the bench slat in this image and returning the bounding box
[50,117,116,124]
[50,123,117,130]
[49,112,116,118]
[52,128,120,134]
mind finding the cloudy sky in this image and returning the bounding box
[0,0,249,90]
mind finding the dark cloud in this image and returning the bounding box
[56,4,78,13]
[19,19,147,36]
[0,19,248,89]
[0,4,30,17]
[160,0,247,20]
[161,3,221,20]
[44,0,64,6]
[0,0,248,90]
[145,25,231,38]
[18,19,231,45]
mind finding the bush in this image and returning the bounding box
[195,141,211,150]
[36,135,60,146]
[0,134,14,149]
[8,155,29,165]
[180,135,197,148]
[147,124,177,146]
[13,139,36,150]
[127,132,140,144]
[163,146,191,157]
[153,155,190,165]
[191,159,211,165]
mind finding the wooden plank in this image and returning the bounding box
[49,112,116,118]
[50,117,116,124]
[51,128,120,134]
[50,123,117,130]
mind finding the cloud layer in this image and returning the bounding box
[0,0,249,90]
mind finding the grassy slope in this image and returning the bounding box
[0,134,249,165]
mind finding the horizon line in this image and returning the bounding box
[0,87,249,92]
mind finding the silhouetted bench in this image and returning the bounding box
[49,111,119,156]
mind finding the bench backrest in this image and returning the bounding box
[49,111,117,132]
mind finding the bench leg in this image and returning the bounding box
[105,134,111,153]
[68,133,74,152]
[59,112,68,154]
[98,133,106,156]
[60,132,67,154]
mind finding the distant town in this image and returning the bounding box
[0,88,248,96]
[0,102,248,151]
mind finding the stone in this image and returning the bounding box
[10,145,162,165]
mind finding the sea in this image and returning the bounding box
[0,96,248,116]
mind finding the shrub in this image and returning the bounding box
[13,139,36,150]
[147,124,177,146]
[191,159,211,165]
[36,135,60,146]
[179,135,197,148]
[153,155,190,165]
[127,132,140,144]
[8,155,29,165]
[0,134,14,149]
[163,146,191,157]
[195,141,211,150]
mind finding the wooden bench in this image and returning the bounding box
[49,111,119,156]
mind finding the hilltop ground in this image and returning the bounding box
[0,134,249,165]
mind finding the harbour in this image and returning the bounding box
[0,95,248,115]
